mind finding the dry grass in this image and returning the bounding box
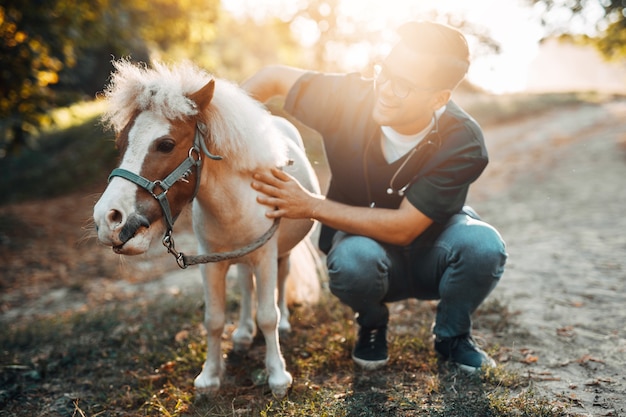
[0,288,569,417]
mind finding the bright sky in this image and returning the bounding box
[222,0,593,93]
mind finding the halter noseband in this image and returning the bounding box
[107,121,280,269]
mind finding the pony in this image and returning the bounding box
[93,59,321,398]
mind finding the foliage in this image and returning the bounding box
[232,0,501,73]
[530,0,626,60]
[0,0,220,156]
[0,0,100,155]
[203,14,302,83]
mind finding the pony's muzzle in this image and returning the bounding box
[94,203,150,250]
[118,212,150,244]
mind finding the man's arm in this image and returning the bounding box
[241,65,308,103]
[252,167,434,246]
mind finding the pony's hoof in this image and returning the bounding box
[278,322,292,343]
[194,386,219,400]
[278,328,291,343]
[194,373,220,395]
[232,329,254,352]
[270,384,290,399]
[232,339,253,353]
[269,371,293,399]
[278,323,291,335]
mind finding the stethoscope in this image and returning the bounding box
[364,114,442,207]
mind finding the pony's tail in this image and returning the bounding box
[285,237,326,306]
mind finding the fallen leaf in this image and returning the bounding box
[576,354,605,364]
[159,361,176,373]
[175,329,189,343]
[584,378,601,386]
[521,354,538,364]
[556,326,575,337]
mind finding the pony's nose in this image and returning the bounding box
[106,209,124,230]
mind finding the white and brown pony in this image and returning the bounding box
[93,60,321,397]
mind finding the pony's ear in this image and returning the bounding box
[189,79,215,112]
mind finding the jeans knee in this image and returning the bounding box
[327,235,389,301]
[460,223,507,279]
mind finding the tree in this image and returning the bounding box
[260,0,500,73]
[0,0,220,156]
[531,0,626,60]
[0,0,102,154]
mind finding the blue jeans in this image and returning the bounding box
[326,207,507,339]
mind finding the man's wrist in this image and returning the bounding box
[309,198,325,221]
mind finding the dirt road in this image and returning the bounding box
[1,98,625,416]
[469,99,626,416]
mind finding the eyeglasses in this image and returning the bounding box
[374,64,435,99]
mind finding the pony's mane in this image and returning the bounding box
[101,59,287,170]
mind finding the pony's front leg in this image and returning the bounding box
[194,262,229,394]
[277,254,291,336]
[232,264,256,352]
[254,247,292,398]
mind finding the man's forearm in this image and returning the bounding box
[311,197,432,246]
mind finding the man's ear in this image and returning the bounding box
[431,89,451,111]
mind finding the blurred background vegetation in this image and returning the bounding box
[0,0,624,201]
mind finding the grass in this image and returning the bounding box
[0,290,570,417]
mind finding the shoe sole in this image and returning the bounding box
[352,354,389,370]
[456,357,496,373]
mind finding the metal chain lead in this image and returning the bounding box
[163,230,187,269]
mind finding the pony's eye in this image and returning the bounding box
[156,139,175,153]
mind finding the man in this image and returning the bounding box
[245,21,507,372]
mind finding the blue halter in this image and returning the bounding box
[107,121,279,269]
[108,122,222,233]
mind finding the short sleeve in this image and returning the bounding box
[404,103,488,223]
[406,153,487,223]
[284,72,372,141]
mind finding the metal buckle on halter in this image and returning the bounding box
[189,146,201,163]
[150,180,168,199]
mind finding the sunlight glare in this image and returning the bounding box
[222,0,547,93]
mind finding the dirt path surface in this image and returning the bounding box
[469,99,626,416]
[1,98,625,416]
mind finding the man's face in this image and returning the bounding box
[372,43,447,135]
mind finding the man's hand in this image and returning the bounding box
[252,167,323,219]
[253,168,434,246]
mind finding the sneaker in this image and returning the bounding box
[434,334,496,373]
[352,325,389,370]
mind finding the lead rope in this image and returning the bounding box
[162,217,281,269]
